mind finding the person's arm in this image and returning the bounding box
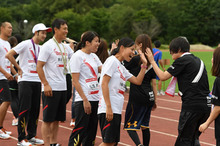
[10,64,18,81]
[0,66,13,80]
[127,66,146,85]
[37,60,52,97]
[6,49,23,77]
[146,48,172,81]
[101,75,113,122]
[127,49,148,85]
[72,73,91,114]
[152,79,157,110]
[199,106,220,132]
[159,59,165,71]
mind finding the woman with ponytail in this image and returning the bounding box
[98,37,148,146]
[68,31,102,146]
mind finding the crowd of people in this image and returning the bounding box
[0,18,219,146]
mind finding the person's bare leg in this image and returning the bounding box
[0,101,10,126]
[158,80,162,91]
[41,121,52,146]
[50,121,59,144]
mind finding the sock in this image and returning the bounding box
[127,130,141,145]
[142,128,150,146]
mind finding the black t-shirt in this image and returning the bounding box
[124,55,156,106]
[167,53,210,112]
[212,77,220,139]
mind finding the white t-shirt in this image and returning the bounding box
[69,50,102,102]
[13,39,41,82]
[38,39,68,91]
[98,56,133,114]
[0,38,11,80]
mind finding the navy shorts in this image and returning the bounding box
[42,91,67,122]
[98,113,121,143]
[124,102,153,130]
[0,79,11,102]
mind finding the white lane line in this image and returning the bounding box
[157,106,181,112]
[157,98,182,104]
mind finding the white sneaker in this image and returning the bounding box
[28,137,44,145]
[17,139,32,146]
[160,90,165,95]
[70,119,75,127]
[70,121,75,127]
[157,91,161,96]
[12,118,18,126]
[0,129,10,139]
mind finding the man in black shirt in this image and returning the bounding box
[146,37,211,146]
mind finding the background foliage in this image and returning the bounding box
[0,0,220,45]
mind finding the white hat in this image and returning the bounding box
[32,23,52,34]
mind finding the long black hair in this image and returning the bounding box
[111,37,134,55]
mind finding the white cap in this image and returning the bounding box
[32,23,52,34]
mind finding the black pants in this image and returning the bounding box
[68,101,98,146]
[17,81,41,142]
[175,111,210,146]
[66,74,72,104]
[10,89,19,118]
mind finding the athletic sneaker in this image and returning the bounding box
[160,90,165,95]
[12,118,18,126]
[0,129,10,139]
[70,119,75,127]
[28,137,44,145]
[0,128,12,135]
[17,139,32,146]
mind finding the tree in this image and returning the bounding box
[132,9,161,39]
[0,7,12,22]
[83,8,110,40]
[54,9,84,41]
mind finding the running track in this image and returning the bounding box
[1,93,216,146]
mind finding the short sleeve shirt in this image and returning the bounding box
[167,53,210,112]
[69,50,102,102]
[13,39,41,82]
[153,48,162,67]
[98,56,133,114]
[38,39,67,91]
[0,38,11,80]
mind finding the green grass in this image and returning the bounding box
[126,51,215,93]
[161,51,215,92]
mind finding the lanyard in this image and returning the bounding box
[52,37,67,72]
[31,39,39,63]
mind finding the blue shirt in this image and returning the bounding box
[153,48,162,67]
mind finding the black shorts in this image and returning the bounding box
[0,79,11,102]
[98,113,121,143]
[124,102,153,130]
[42,91,67,122]
[175,111,210,146]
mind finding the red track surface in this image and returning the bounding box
[0,93,216,146]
